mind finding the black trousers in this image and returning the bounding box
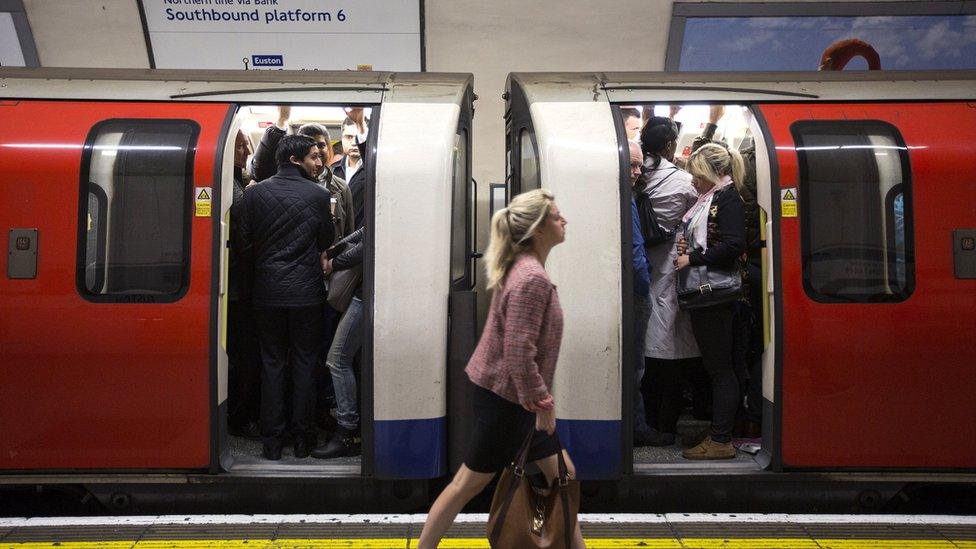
[228,299,262,427]
[255,304,325,446]
[690,302,739,443]
[642,356,709,434]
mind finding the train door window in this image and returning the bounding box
[77,119,198,301]
[451,130,470,283]
[792,121,914,303]
[520,128,540,191]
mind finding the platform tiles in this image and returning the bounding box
[1,514,975,548]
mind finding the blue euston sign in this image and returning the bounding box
[252,54,284,67]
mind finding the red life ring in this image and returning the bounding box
[819,38,882,71]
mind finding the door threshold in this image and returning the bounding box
[224,461,361,478]
[633,459,765,476]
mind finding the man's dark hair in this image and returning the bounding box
[620,107,641,121]
[276,134,317,166]
[298,123,330,142]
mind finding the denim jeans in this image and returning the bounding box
[633,293,652,432]
[327,297,364,431]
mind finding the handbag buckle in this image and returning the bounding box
[531,500,546,536]
[699,283,712,295]
[558,475,569,487]
[513,464,525,478]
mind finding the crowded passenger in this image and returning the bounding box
[417,189,584,549]
[333,111,370,229]
[621,107,642,143]
[675,142,746,460]
[628,141,656,446]
[235,134,335,461]
[637,116,702,447]
[227,129,262,441]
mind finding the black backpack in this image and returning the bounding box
[635,168,678,247]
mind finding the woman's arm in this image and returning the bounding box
[502,273,553,408]
[330,227,365,271]
[689,188,745,267]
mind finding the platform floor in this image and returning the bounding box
[2,514,974,548]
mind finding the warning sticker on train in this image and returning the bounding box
[781,188,797,218]
[195,187,212,217]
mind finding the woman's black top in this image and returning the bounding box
[688,185,746,270]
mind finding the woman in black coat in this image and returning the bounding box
[674,142,746,460]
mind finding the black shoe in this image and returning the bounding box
[634,426,676,447]
[311,427,361,459]
[263,441,282,461]
[315,409,339,432]
[293,437,315,459]
[229,420,261,441]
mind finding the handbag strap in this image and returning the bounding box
[644,167,679,197]
[488,430,536,545]
[551,431,573,549]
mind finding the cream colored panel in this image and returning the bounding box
[373,101,459,421]
[750,113,777,404]
[531,101,622,421]
[216,113,241,406]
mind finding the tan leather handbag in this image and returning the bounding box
[486,431,580,549]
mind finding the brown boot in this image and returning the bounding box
[681,425,711,448]
[682,437,736,460]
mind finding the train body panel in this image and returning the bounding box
[759,102,976,469]
[0,100,231,470]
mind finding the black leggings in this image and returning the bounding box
[690,302,739,443]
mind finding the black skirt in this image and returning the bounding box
[463,383,560,474]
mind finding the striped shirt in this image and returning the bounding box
[465,252,564,406]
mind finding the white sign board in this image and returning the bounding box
[139,0,421,71]
[0,13,26,67]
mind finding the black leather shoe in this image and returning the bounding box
[263,441,282,461]
[311,427,361,459]
[229,420,261,441]
[294,437,315,459]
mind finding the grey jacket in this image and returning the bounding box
[640,157,701,360]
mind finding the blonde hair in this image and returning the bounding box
[485,188,555,290]
[687,142,746,195]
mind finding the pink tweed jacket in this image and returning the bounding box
[465,252,564,406]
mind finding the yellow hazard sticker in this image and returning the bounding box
[195,186,212,217]
[781,187,797,218]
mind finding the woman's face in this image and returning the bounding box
[691,174,715,194]
[535,203,567,247]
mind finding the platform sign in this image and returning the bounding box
[137,0,422,71]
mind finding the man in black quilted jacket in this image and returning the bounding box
[237,134,335,461]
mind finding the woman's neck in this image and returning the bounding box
[530,243,553,266]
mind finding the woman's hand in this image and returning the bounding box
[536,408,556,435]
[674,254,691,270]
[676,235,688,255]
[524,394,554,413]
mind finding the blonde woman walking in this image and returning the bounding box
[416,189,585,549]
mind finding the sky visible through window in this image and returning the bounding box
[679,15,976,71]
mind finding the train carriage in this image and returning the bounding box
[501,70,976,480]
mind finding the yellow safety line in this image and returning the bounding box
[2,538,971,549]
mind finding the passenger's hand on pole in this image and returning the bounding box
[346,107,367,133]
[709,105,726,125]
[676,235,688,255]
[277,106,291,129]
[536,408,556,435]
[674,253,691,270]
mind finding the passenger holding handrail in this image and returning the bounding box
[674,143,746,460]
[417,189,585,549]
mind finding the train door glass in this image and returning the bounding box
[79,119,197,300]
[222,105,374,475]
[791,121,914,302]
[622,104,767,470]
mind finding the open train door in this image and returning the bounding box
[445,88,479,471]
[0,100,233,471]
[757,102,976,470]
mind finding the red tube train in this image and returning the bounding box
[0,67,974,513]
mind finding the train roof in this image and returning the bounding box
[0,67,473,104]
[508,70,976,103]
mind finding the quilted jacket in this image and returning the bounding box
[237,164,334,308]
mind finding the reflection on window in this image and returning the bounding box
[450,131,469,283]
[679,15,976,71]
[792,121,914,303]
[520,129,540,191]
[79,119,198,299]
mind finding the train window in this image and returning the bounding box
[792,120,914,303]
[519,128,540,191]
[77,119,199,301]
[450,130,469,283]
